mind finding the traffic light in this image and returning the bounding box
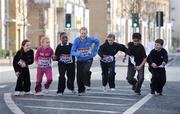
[65,13,71,28]
[132,13,139,28]
[156,11,163,27]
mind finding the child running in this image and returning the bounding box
[147,39,168,95]
[98,34,128,92]
[34,36,54,95]
[126,33,147,95]
[55,32,76,95]
[13,39,34,96]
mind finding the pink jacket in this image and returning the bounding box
[35,46,54,67]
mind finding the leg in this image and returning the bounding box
[148,67,156,94]
[15,72,24,92]
[57,63,66,93]
[44,67,53,89]
[136,66,145,93]
[108,62,116,88]
[77,61,85,93]
[84,59,93,87]
[100,61,109,87]
[22,68,31,92]
[126,65,137,89]
[35,67,44,93]
[157,69,166,94]
[66,63,75,91]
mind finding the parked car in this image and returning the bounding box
[176,46,180,52]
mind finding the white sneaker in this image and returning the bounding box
[57,93,63,96]
[110,88,116,92]
[85,86,91,91]
[71,90,76,95]
[43,89,48,94]
[103,86,107,92]
[14,91,21,96]
[24,91,33,95]
[34,91,43,96]
[78,92,86,96]
[19,92,25,96]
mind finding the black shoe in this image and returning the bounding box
[135,92,141,95]
[151,90,155,95]
[132,84,136,91]
[158,93,162,96]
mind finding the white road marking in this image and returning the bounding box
[3,93,25,114]
[0,84,7,88]
[17,98,129,106]
[122,93,153,114]
[44,94,136,101]
[24,105,121,114]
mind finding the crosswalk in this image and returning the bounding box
[8,82,151,114]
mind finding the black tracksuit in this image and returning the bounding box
[13,49,34,92]
[147,48,168,93]
[55,43,75,94]
[98,41,128,88]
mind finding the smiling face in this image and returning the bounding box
[133,38,141,46]
[107,37,115,45]
[23,41,31,52]
[60,35,68,45]
[80,29,87,40]
[154,43,162,51]
[41,37,50,49]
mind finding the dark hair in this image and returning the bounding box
[107,34,115,40]
[58,32,67,38]
[155,38,164,46]
[20,39,30,53]
[132,33,141,40]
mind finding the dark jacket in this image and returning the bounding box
[13,49,34,72]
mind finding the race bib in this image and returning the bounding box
[101,56,114,63]
[59,54,73,64]
[78,48,92,57]
[38,58,51,67]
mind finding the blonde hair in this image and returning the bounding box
[80,27,88,33]
[41,36,49,44]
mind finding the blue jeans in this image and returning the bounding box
[126,65,144,92]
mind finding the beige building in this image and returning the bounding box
[112,0,171,51]
[27,0,88,49]
[85,0,108,44]
[0,0,27,52]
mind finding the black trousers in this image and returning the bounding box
[100,61,116,88]
[57,62,75,93]
[15,67,31,92]
[77,59,93,93]
[149,67,166,93]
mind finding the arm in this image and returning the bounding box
[13,51,21,73]
[71,38,81,57]
[26,50,34,65]
[91,37,100,57]
[34,48,40,64]
[162,49,168,66]
[98,45,104,58]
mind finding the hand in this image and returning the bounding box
[162,61,166,66]
[151,63,157,68]
[20,61,26,68]
[15,72,20,77]
[52,55,56,61]
[122,57,126,63]
[134,65,141,70]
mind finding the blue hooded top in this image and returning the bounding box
[71,36,99,61]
